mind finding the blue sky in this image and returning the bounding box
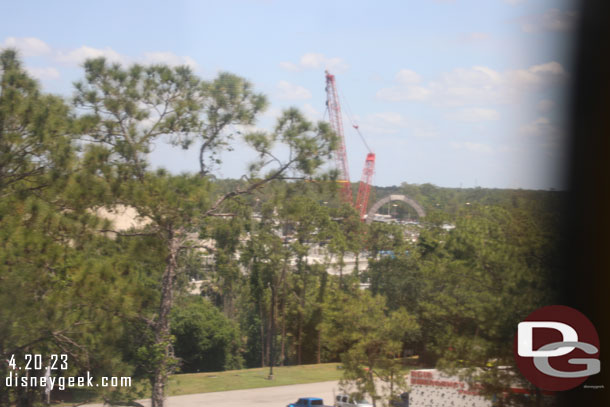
[1,0,577,189]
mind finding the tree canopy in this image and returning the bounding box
[0,49,562,407]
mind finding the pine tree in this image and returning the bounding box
[73,60,336,407]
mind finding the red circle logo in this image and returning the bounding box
[513,305,600,391]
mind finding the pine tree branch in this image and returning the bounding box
[204,159,297,217]
[98,229,158,237]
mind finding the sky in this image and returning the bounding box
[0,0,578,190]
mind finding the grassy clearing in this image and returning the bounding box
[166,362,343,396]
[61,363,417,404]
[60,363,343,405]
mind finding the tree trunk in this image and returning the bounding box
[338,252,345,289]
[280,315,287,366]
[297,277,306,365]
[222,280,234,319]
[260,304,266,367]
[268,285,276,379]
[265,296,272,367]
[369,369,376,407]
[316,272,327,364]
[280,261,288,366]
[316,329,321,364]
[151,232,181,407]
[296,310,302,365]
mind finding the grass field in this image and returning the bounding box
[63,363,344,405]
[63,362,416,404]
[166,363,343,396]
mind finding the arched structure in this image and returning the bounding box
[366,194,426,224]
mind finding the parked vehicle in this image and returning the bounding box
[287,397,332,407]
[389,392,409,407]
[334,394,373,407]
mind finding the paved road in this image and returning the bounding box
[85,380,341,407]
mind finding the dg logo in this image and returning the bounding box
[514,305,601,391]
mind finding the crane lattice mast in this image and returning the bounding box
[325,71,376,221]
[325,70,353,205]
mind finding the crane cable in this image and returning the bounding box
[338,87,373,154]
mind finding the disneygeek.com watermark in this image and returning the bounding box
[4,372,131,391]
[3,354,131,391]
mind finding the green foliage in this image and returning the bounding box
[71,57,337,406]
[366,222,407,258]
[244,107,336,179]
[171,297,243,372]
[420,204,558,363]
[367,254,422,312]
[193,72,268,175]
[323,290,420,405]
[0,49,75,196]
[0,49,150,405]
[373,182,564,223]
[0,50,565,407]
[367,201,561,401]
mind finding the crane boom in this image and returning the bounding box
[325,70,353,205]
[325,71,376,221]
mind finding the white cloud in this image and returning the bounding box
[234,123,265,135]
[279,61,298,71]
[1,39,199,70]
[357,112,408,135]
[508,62,566,90]
[26,67,60,80]
[520,8,578,33]
[2,37,51,57]
[378,65,504,105]
[376,85,431,102]
[1,40,201,84]
[355,112,437,138]
[276,80,312,100]
[395,69,421,85]
[300,53,325,69]
[541,8,578,32]
[372,112,409,127]
[301,103,322,121]
[537,99,555,113]
[54,46,200,70]
[378,61,567,106]
[519,116,556,138]
[530,61,566,75]
[261,106,283,122]
[411,127,440,138]
[448,108,500,122]
[376,68,430,101]
[280,53,348,73]
[458,32,491,43]
[519,116,565,152]
[429,65,504,105]
[56,46,126,65]
[451,142,494,154]
[142,52,198,69]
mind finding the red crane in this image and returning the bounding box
[325,71,376,221]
